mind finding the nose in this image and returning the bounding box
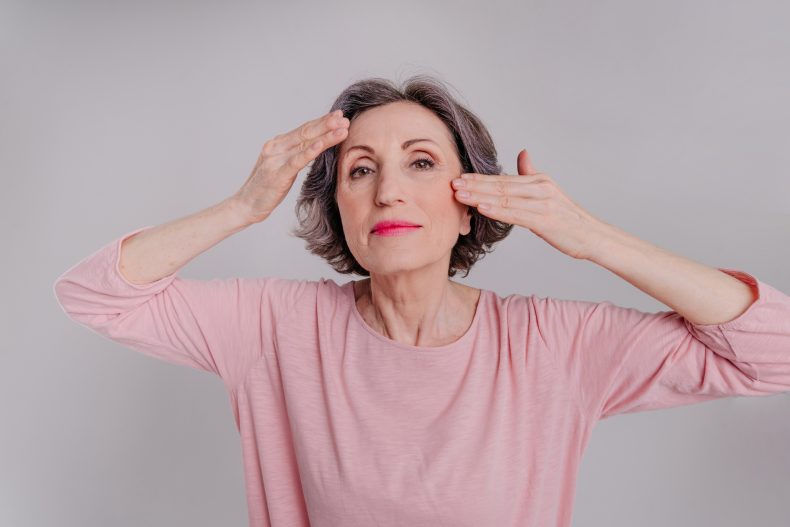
[374,164,407,207]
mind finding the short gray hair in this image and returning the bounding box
[290,74,513,278]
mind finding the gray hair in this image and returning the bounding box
[290,74,513,278]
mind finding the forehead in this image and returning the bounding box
[339,101,455,155]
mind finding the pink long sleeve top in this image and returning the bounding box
[53,226,790,527]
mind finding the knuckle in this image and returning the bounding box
[297,139,309,152]
[262,140,276,156]
[495,180,507,195]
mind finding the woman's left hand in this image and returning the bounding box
[452,149,610,261]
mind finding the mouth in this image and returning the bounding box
[372,226,422,237]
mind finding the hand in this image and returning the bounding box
[233,109,350,224]
[451,149,610,260]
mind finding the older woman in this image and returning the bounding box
[53,75,790,527]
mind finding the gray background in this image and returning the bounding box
[3,0,789,525]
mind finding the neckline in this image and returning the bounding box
[345,280,486,353]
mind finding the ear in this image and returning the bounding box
[460,205,473,236]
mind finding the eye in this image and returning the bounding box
[349,157,435,180]
[413,157,435,170]
[349,166,372,179]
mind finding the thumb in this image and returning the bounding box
[517,149,538,176]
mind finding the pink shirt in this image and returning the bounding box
[53,225,790,526]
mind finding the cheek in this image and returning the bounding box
[424,195,464,230]
[445,186,469,215]
[425,183,464,216]
[336,199,369,241]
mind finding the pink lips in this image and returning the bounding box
[373,226,421,237]
[371,220,422,236]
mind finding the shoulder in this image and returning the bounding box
[249,276,353,301]
[485,289,606,331]
[264,276,352,314]
[483,287,535,314]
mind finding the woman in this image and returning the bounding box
[53,75,790,527]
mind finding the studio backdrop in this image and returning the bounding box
[3,1,789,526]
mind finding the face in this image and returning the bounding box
[335,100,472,277]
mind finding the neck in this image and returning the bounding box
[354,275,478,347]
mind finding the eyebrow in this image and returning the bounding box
[344,138,438,157]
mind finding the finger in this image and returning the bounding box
[288,122,348,169]
[517,149,539,176]
[453,187,551,213]
[460,172,545,182]
[462,193,546,219]
[284,109,347,151]
[452,174,551,200]
[275,110,349,153]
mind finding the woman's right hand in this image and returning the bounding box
[233,109,350,224]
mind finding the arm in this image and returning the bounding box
[536,268,790,421]
[586,222,758,325]
[53,198,307,391]
[55,110,345,387]
[536,224,790,422]
[119,196,254,284]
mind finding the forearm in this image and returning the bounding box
[586,222,758,325]
[119,197,255,285]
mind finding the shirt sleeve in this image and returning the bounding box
[531,268,790,422]
[52,225,311,391]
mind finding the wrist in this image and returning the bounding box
[223,195,263,229]
[584,220,629,264]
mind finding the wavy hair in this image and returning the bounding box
[290,74,513,278]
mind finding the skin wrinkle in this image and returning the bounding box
[334,101,481,348]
